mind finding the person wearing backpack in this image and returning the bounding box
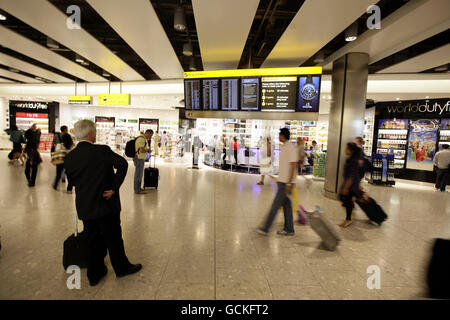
[52,126,74,192]
[133,129,153,195]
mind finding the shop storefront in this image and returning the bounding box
[9,100,59,152]
[59,103,180,156]
[370,98,450,183]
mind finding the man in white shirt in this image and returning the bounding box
[311,140,321,152]
[434,144,450,192]
[160,131,168,158]
[258,128,298,236]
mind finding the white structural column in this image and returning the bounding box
[192,0,259,70]
[324,53,369,199]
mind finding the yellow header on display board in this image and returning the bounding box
[68,96,91,104]
[183,66,322,79]
[261,76,297,82]
[98,93,130,105]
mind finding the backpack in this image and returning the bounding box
[125,138,137,158]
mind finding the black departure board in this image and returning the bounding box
[221,78,239,111]
[202,79,219,110]
[185,80,201,110]
[241,78,259,111]
[261,76,297,112]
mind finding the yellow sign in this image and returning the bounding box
[68,96,91,104]
[98,93,130,105]
[261,76,298,82]
[183,67,322,79]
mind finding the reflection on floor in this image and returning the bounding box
[0,151,449,300]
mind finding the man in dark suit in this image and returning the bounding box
[64,120,142,286]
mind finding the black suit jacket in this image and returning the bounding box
[64,141,128,220]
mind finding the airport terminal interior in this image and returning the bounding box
[0,0,449,301]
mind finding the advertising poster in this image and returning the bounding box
[378,119,408,129]
[440,119,450,130]
[298,75,321,112]
[406,119,439,171]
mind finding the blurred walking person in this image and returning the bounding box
[160,131,168,158]
[24,124,42,187]
[64,120,142,286]
[52,126,74,192]
[4,125,24,165]
[258,128,298,236]
[257,136,273,185]
[434,144,450,192]
[339,142,362,228]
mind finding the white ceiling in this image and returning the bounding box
[0,78,13,84]
[192,0,259,70]
[0,52,73,83]
[261,0,374,68]
[378,43,450,73]
[322,0,450,71]
[0,69,42,83]
[86,0,184,79]
[0,0,143,81]
[0,26,105,82]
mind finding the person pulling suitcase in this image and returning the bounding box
[133,130,153,195]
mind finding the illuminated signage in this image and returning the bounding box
[183,66,322,79]
[10,101,49,110]
[98,93,130,105]
[69,96,91,105]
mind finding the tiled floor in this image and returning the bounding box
[0,151,449,300]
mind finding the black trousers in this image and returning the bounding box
[435,168,448,191]
[25,161,38,185]
[234,149,238,165]
[83,211,132,280]
[54,163,73,191]
[341,191,357,221]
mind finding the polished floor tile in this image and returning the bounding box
[0,151,449,299]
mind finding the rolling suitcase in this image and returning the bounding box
[356,193,388,225]
[427,238,450,299]
[63,211,88,270]
[144,155,159,189]
[307,206,341,251]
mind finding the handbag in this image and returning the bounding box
[51,143,68,165]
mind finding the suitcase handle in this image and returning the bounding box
[74,210,79,237]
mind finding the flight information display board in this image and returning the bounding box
[261,76,297,112]
[183,67,322,113]
[185,80,201,110]
[221,78,239,111]
[202,79,219,110]
[241,78,260,111]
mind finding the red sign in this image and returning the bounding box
[16,112,48,119]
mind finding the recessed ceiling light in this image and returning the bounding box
[0,14,6,21]
[182,42,193,56]
[434,66,447,72]
[396,97,400,100]
[425,96,430,99]
[174,5,187,31]
[102,72,110,77]
[345,23,358,42]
